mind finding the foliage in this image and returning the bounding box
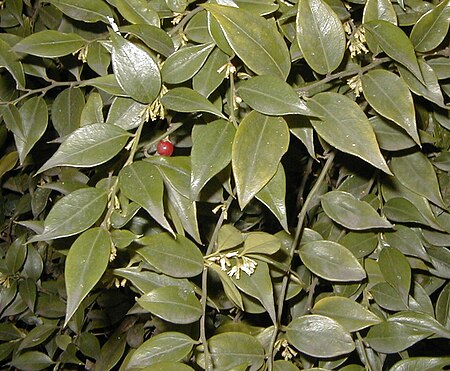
[0,0,449,370]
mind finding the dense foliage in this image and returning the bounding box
[0,0,449,369]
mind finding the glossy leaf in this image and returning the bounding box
[370,115,416,151]
[361,70,420,144]
[161,43,215,84]
[28,187,107,242]
[83,74,126,96]
[185,10,213,43]
[256,164,289,232]
[383,225,429,262]
[161,87,226,118]
[389,311,450,339]
[203,3,290,80]
[13,31,86,57]
[51,87,85,137]
[312,297,382,332]
[119,161,173,234]
[107,97,147,131]
[362,0,397,53]
[0,38,25,89]
[296,0,346,75]
[80,92,104,126]
[286,315,355,358]
[9,351,54,371]
[111,32,161,104]
[410,0,450,52]
[307,92,391,174]
[191,119,235,200]
[390,151,446,209]
[237,75,311,116]
[37,124,131,174]
[436,282,450,329]
[300,240,366,281]
[112,0,159,26]
[379,247,411,305]
[390,357,450,371]
[193,47,228,98]
[232,111,290,209]
[137,286,202,324]
[17,325,57,352]
[137,233,203,278]
[125,332,196,370]
[321,191,393,230]
[48,0,113,23]
[120,24,174,57]
[363,20,423,83]
[339,231,378,258]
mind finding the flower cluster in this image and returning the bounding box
[206,251,257,279]
[344,22,369,58]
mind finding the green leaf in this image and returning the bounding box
[161,87,226,119]
[321,191,393,230]
[217,224,244,252]
[125,332,196,370]
[141,363,194,371]
[17,325,57,352]
[312,297,382,332]
[436,282,450,329]
[64,228,111,326]
[237,75,311,116]
[210,264,244,309]
[205,332,265,370]
[307,92,391,174]
[339,231,378,258]
[119,161,173,234]
[300,240,366,281]
[383,225,429,262]
[232,111,290,209]
[9,351,54,371]
[379,247,411,305]
[112,0,159,27]
[137,286,202,324]
[51,87,85,137]
[13,31,86,57]
[410,0,450,52]
[369,115,416,151]
[389,311,450,339]
[120,24,174,57]
[207,12,234,56]
[48,0,113,22]
[203,3,290,80]
[110,32,161,104]
[231,261,276,324]
[296,0,346,75]
[18,278,36,311]
[361,69,420,145]
[185,10,213,43]
[161,42,215,84]
[80,92,104,126]
[286,315,355,358]
[83,74,126,96]
[241,232,281,255]
[256,164,289,232]
[363,20,423,83]
[107,97,147,130]
[0,38,25,89]
[366,321,433,353]
[190,119,235,200]
[0,151,18,180]
[390,357,450,371]
[95,333,126,371]
[428,57,450,79]
[137,233,203,278]
[192,47,228,98]
[28,187,107,242]
[86,41,110,76]
[37,124,131,174]
[390,151,446,209]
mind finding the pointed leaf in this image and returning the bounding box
[321,191,393,230]
[361,70,420,144]
[232,111,290,209]
[13,31,86,57]
[119,161,173,234]
[300,240,366,281]
[390,311,450,339]
[64,228,110,326]
[37,124,131,174]
[390,151,446,209]
[48,0,113,23]
[191,119,235,200]
[120,24,174,57]
[237,75,312,116]
[0,38,24,89]
[256,164,289,232]
[137,286,202,324]
[307,92,391,174]
[161,42,215,84]
[370,115,416,151]
[137,233,203,278]
[410,0,450,52]
[296,0,346,75]
[383,225,429,262]
[111,32,161,104]
[161,87,226,118]
[312,297,382,332]
[193,47,228,97]
[51,87,85,137]
[28,187,107,242]
[370,282,409,311]
[436,282,450,329]
[80,92,104,126]
[379,247,411,305]
[203,3,290,80]
[363,20,423,83]
[112,0,159,26]
[286,315,355,358]
[390,357,450,371]
[107,97,148,131]
[9,351,54,371]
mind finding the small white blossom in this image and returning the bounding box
[347,74,363,97]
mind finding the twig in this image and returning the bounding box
[168,6,203,37]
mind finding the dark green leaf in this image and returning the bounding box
[362,0,397,53]
[339,231,378,258]
[192,47,228,98]
[9,351,54,371]
[296,0,346,74]
[185,10,213,43]
[37,124,131,174]
[28,187,107,242]
[112,0,159,26]
[51,87,85,137]
[383,225,429,262]
[48,0,113,23]
[106,97,147,131]
[390,357,450,371]
[120,24,174,57]
[83,74,127,96]
[379,247,411,305]
[203,3,290,80]
[242,232,281,255]
[80,92,104,126]
[436,282,450,329]
[389,311,450,339]
[286,315,355,357]
[370,115,416,151]
[141,363,194,371]
[18,325,57,351]
[64,227,111,326]
[232,111,290,209]
[0,38,25,89]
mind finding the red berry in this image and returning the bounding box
[157,140,174,156]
